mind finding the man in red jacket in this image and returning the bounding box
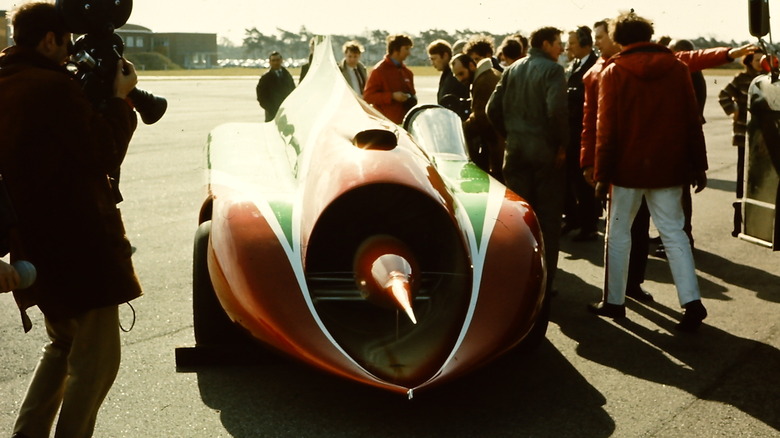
[580,18,757,308]
[364,34,416,124]
[589,11,708,331]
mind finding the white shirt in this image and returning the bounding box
[346,66,362,96]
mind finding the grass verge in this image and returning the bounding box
[137,66,441,77]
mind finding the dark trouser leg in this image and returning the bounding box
[575,169,600,233]
[488,140,506,183]
[563,140,581,229]
[504,155,564,294]
[681,184,694,248]
[626,198,650,289]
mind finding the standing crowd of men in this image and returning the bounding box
[254,11,759,335]
[485,16,754,331]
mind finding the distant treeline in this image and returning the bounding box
[217,27,755,68]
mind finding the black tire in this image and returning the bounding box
[192,220,246,345]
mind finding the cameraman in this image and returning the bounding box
[0,3,142,438]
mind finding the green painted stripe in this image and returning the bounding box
[435,160,492,251]
[268,199,295,247]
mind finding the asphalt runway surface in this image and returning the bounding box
[0,74,778,437]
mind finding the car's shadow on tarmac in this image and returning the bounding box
[187,238,779,437]
[191,338,614,438]
[553,269,780,433]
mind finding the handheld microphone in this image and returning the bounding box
[12,260,36,289]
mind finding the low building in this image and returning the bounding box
[0,10,219,69]
[116,23,154,54]
[117,24,217,69]
[0,15,216,69]
[152,33,217,69]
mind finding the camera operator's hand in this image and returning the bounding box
[0,260,20,293]
[113,58,138,100]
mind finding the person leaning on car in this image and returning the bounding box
[0,2,143,437]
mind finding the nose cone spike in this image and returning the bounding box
[389,273,417,324]
[354,235,420,323]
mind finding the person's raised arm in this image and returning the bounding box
[113,58,138,100]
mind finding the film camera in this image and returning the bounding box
[56,0,167,124]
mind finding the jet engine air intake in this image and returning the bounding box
[304,184,471,386]
[353,129,397,150]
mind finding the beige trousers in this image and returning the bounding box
[13,305,121,438]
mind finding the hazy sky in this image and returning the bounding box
[0,0,766,45]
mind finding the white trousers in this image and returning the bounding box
[606,185,701,307]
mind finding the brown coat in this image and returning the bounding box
[464,59,505,179]
[0,47,142,323]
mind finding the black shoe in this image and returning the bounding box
[649,236,662,244]
[561,222,578,236]
[653,244,667,259]
[572,230,598,242]
[675,300,707,332]
[587,301,626,319]
[626,285,654,302]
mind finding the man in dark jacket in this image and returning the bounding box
[427,39,469,119]
[298,37,316,84]
[487,26,568,296]
[464,34,504,72]
[590,11,708,331]
[563,26,599,242]
[256,51,296,122]
[0,3,142,437]
[339,40,368,97]
[497,35,526,66]
[451,53,504,180]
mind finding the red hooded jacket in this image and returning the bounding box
[594,43,708,188]
[581,47,730,169]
